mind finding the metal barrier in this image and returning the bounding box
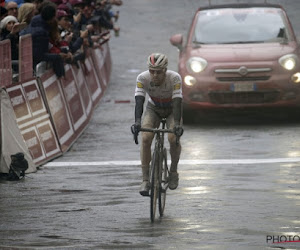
[1,39,112,167]
[6,79,62,165]
[0,39,12,87]
[19,34,33,82]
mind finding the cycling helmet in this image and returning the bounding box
[147,53,168,69]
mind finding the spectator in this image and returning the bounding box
[94,0,120,35]
[0,6,8,20]
[48,18,73,63]
[109,0,122,6]
[31,0,42,15]
[0,15,18,43]
[1,0,5,7]
[80,3,93,26]
[23,0,66,77]
[87,15,110,49]
[57,3,71,16]
[5,1,18,17]
[5,0,23,8]
[49,0,62,6]
[57,9,87,54]
[18,2,35,24]
[0,15,26,72]
[70,0,88,31]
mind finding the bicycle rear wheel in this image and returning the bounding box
[159,148,168,216]
[150,149,158,222]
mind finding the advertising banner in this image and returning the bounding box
[19,34,33,82]
[0,39,12,87]
[82,51,102,105]
[71,64,93,119]
[40,70,75,152]
[60,64,88,133]
[92,48,107,88]
[7,79,61,165]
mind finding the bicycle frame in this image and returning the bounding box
[138,119,174,222]
[131,118,178,222]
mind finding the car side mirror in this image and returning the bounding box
[170,34,183,51]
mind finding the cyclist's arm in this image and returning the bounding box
[135,96,145,123]
[172,97,182,126]
[171,72,183,126]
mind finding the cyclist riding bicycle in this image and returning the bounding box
[132,52,184,196]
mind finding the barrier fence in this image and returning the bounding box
[0,35,112,172]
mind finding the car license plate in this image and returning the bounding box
[231,83,256,92]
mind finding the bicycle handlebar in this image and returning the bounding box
[139,127,174,134]
[131,125,180,145]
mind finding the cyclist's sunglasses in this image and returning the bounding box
[149,69,164,75]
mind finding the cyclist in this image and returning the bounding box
[132,52,184,196]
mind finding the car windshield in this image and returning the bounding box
[193,7,291,44]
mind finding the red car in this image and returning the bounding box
[170,3,300,114]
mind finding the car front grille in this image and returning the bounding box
[216,76,270,82]
[208,91,280,104]
[214,67,272,82]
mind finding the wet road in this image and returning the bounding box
[1,0,300,249]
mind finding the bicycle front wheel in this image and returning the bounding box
[159,148,168,216]
[150,149,159,223]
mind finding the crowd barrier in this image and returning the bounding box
[0,35,112,173]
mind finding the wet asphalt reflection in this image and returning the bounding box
[1,0,300,248]
[1,157,299,249]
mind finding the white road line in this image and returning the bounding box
[43,158,300,167]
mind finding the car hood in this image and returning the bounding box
[188,43,298,62]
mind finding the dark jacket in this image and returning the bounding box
[21,15,65,77]
[1,28,20,72]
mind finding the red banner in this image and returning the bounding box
[92,48,108,89]
[19,34,33,82]
[71,64,93,119]
[40,70,75,152]
[82,51,103,105]
[0,39,12,87]
[7,79,61,165]
[60,64,88,133]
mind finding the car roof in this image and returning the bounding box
[198,3,283,11]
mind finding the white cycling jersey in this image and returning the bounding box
[135,70,183,108]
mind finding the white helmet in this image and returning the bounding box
[147,53,168,69]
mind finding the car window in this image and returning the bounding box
[193,7,291,44]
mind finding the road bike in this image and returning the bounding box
[131,118,178,222]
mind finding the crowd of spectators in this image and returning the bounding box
[0,0,122,79]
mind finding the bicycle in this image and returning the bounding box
[131,118,179,222]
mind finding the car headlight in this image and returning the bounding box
[184,75,196,86]
[279,54,298,71]
[186,57,207,73]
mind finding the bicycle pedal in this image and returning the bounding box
[140,190,150,197]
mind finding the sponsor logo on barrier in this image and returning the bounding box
[71,65,92,117]
[7,85,31,123]
[42,71,74,150]
[60,65,87,131]
[37,120,60,158]
[83,55,102,103]
[23,80,47,116]
[7,79,62,165]
[21,119,61,165]
[21,126,45,163]
[93,48,107,87]
[0,39,12,87]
